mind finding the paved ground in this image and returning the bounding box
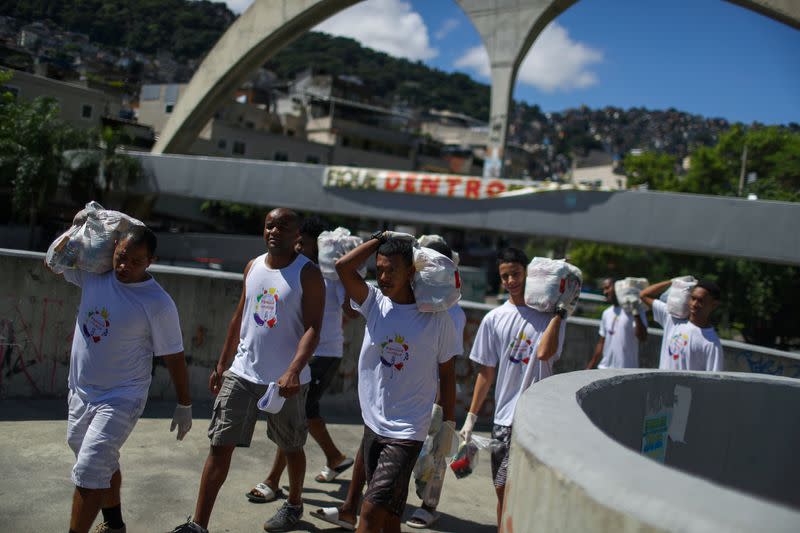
[0,400,497,533]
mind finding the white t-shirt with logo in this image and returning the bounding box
[652,299,724,371]
[316,278,346,357]
[597,305,648,369]
[469,301,566,426]
[353,285,458,442]
[63,270,183,403]
[448,304,467,357]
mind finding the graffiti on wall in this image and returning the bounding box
[0,295,72,397]
[736,350,800,378]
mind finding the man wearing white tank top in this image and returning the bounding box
[171,209,325,533]
[248,217,358,504]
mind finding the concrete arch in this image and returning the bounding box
[152,0,800,170]
[152,0,361,155]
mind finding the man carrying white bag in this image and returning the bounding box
[459,250,572,527]
[641,277,724,371]
[45,203,192,533]
[586,277,649,370]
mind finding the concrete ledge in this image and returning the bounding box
[504,370,800,532]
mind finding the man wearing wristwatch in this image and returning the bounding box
[458,247,567,527]
[586,277,648,370]
[332,229,458,533]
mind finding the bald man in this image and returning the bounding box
[170,209,325,533]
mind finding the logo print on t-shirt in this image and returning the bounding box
[253,288,279,328]
[508,331,533,365]
[379,334,409,378]
[667,332,689,363]
[82,307,110,343]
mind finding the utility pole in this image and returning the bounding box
[738,144,748,196]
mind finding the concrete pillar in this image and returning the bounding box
[456,0,577,178]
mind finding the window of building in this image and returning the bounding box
[274,151,289,162]
[81,104,93,119]
[217,139,227,150]
[233,141,246,155]
[165,104,174,113]
[306,155,320,164]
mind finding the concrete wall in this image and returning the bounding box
[578,373,800,509]
[503,370,800,533]
[131,153,800,265]
[1,250,798,412]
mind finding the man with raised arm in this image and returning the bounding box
[459,247,567,527]
[640,279,724,371]
[48,225,191,533]
[170,208,325,533]
[586,277,648,369]
[333,231,458,533]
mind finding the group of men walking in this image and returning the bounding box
[52,206,725,533]
[587,277,723,372]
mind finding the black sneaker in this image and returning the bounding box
[263,501,304,532]
[168,518,208,533]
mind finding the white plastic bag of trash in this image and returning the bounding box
[615,277,649,313]
[317,227,365,280]
[412,246,461,312]
[524,257,583,315]
[45,201,144,274]
[417,234,460,266]
[659,275,697,319]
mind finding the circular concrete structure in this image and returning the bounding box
[503,370,800,532]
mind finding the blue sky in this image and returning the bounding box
[218,0,800,125]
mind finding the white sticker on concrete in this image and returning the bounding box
[668,385,692,443]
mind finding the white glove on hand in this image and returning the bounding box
[383,231,416,242]
[170,403,192,441]
[459,412,478,443]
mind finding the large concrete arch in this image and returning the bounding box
[152,0,360,155]
[152,0,800,172]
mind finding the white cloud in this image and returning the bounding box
[454,21,603,92]
[313,0,437,61]
[211,0,436,61]
[434,18,460,40]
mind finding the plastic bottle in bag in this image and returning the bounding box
[412,247,461,312]
[523,257,583,315]
[450,435,500,479]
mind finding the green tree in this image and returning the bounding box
[622,151,680,190]
[0,70,89,244]
[627,125,800,201]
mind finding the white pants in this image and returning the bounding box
[66,391,144,489]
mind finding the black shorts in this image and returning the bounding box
[362,425,423,517]
[306,356,341,419]
[491,424,513,487]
